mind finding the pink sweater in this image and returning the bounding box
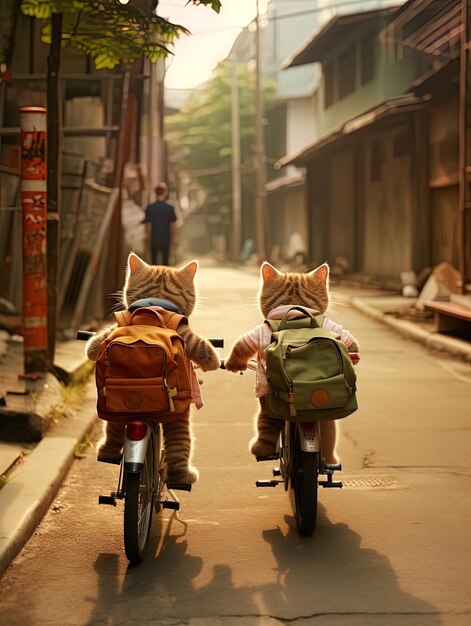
[241,305,357,398]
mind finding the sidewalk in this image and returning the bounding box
[0,284,469,577]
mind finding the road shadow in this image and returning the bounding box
[86,504,443,625]
[259,505,443,623]
[86,511,265,625]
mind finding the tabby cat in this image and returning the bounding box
[224,262,359,464]
[86,252,220,484]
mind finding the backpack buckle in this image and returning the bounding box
[288,391,297,418]
[166,380,177,412]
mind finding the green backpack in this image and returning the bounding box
[264,306,358,422]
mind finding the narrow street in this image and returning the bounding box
[1,266,470,626]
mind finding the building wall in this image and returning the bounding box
[317,26,421,138]
[286,95,318,154]
[428,97,460,269]
[363,123,413,276]
[328,148,356,269]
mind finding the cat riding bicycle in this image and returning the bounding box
[224,261,360,535]
[83,252,221,562]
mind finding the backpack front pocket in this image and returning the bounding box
[104,377,169,414]
[293,374,352,410]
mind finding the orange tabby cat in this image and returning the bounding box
[225,262,359,464]
[86,252,220,484]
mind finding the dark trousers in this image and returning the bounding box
[151,245,170,266]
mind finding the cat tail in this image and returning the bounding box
[178,324,220,371]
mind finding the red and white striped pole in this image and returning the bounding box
[20,106,48,375]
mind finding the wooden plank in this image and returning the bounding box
[423,300,471,334]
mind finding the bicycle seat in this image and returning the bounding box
[128,298,183,313]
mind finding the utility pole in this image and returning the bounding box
[46,12,62,366]
[20,107,48,375]
[459,0,471,292]
[254,0,268,261]
[147,57,157,206]
[231,58,242,262]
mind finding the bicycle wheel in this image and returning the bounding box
[124,431,155,564]
[289,425,318,536]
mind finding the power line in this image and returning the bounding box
[177,0,398,36]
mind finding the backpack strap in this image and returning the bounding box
[267,307,324,332]
[156,308,188,331]
[114,310,132,327]
[114,306,187,330]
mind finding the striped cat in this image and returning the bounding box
[86,252,220,484]
[225,262,359,464]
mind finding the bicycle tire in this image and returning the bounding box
[123,435,154,564]
[290,426,318,536]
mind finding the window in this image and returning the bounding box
[338,44,356,100]
[324,62,334,109]
[360,34,375,85]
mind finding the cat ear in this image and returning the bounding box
[261,261,281,283]
[128,252,147,275]
[179,260,198,281]
[308,263,330,284]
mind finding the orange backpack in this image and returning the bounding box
[94,307,192,423]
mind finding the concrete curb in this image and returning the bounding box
[350,297,471,363]
[0,387,97,578]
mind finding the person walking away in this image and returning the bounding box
[143,182,178,265]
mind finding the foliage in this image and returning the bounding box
[167,61,276,216]
[20,0,222,69]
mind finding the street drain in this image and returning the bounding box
[342,476,400,489]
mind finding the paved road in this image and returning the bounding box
[1,267,470,626]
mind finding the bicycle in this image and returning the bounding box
[77,328,223,565]
[222,353,359,537]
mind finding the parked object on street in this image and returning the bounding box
[400,270,419,298]
[416,262,462,310]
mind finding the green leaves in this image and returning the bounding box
[168,61,273,213]
[20,0,208,69]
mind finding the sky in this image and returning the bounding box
[158,0,268,90]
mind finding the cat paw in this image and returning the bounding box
[166,466,199,485]
[224,356,247,372]
[250,437,278,458]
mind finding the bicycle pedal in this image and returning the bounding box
[319,480,343,489]
[167,483,192,492]
[98,495,117,506]
[256,454,279,462]
[97,457,121,466]
[272,467,281,477]
[162,500,180,511]
[255,480,282,488]
[323,463,342,472]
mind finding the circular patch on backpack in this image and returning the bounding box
[311,388,329,407]
[125,391,142,410]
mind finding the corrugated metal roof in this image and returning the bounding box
[282,7,399,69]
[275,95,424,168]
[382,0,462,58]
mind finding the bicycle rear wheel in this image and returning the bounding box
[124,432,155,564]
[289,425,318,536]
